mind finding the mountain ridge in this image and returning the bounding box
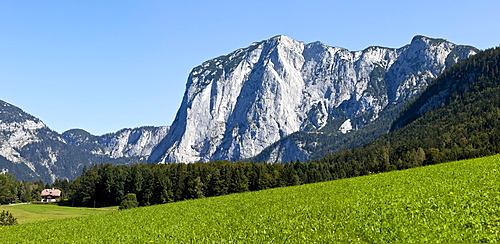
[150,35,478,164]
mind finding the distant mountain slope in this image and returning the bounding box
[314,46,500,174]
[0,100,89,182]
[0,100,168,182]
[150,35,477,163]
[391,46,499,131]
[386,46,500,159]
[63,126,169,159]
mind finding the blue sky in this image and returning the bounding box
[1,1,499,135]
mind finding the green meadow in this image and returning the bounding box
[1,155,499,243]
[0,204,117,224]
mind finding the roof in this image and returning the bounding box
[41,189,62,197]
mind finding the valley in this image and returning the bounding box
[2,2,499,243]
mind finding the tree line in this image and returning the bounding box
[68,161,316,207]
[0,172,71,204]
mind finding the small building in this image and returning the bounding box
[41,188,62,202]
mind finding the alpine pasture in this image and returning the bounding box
[1,155,499,243]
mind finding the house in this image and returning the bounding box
[41,188,62,202]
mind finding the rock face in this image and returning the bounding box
[150,35,478,163]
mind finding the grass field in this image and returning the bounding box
[0,204,117,224]
[1,155,499,243]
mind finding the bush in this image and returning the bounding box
[0,210,18,225]
[119,193,139,210]
[30,201,58,205]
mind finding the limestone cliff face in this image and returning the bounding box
[150,35,477,163]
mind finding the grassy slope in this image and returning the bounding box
[1,155,499,243]
[0,204,117,224]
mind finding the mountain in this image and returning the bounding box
[52,47,500,215]
[63,126,169,159]
[150,35,478,164]
[0,100,85,182]
[0,100,168,182]
[0,35,483,181]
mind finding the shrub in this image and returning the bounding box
[119,193,139,210]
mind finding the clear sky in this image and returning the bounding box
[1,1,499,135]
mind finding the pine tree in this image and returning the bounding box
[0,210,17,225]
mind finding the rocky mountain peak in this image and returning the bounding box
[62,129,97,145]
